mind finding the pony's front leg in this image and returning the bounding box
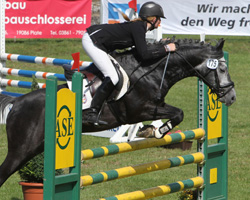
[154,103,184,138]
[139,103,184,138]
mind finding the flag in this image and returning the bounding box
[128,0,137,12]
[71,52,80,72]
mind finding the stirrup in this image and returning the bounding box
[83,108,108,126]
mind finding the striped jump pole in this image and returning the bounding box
[98,176,204,200]
[81,152,204,187]
[0,53,92,67]
[1,78,46,89]
[0,68,66,90]
[81,128,205,160]
[1,67,66,81]
[0,53,91,96]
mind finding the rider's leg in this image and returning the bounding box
[84,77,115,125]
[82,33,119,125]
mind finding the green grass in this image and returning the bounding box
[0,35,250,199]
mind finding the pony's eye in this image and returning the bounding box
[219,64,226,72]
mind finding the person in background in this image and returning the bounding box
[82,1,176,125]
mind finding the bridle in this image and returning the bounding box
[175,51,235,99]
[127,44,234,100]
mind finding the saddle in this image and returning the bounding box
[62,56,130,109]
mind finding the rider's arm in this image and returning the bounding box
[130,22,175,60]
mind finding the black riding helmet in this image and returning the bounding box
[139,1,166,20]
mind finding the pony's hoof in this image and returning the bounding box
[137,125,155,138]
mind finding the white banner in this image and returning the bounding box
[101,0,250,36]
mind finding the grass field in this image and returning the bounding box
[0,35,250,200]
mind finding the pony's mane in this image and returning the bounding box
[151,37,224,59]
[154,37,218,50]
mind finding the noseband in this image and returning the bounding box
[204,61,234,98]
[176,51,234,99]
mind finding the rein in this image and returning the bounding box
[157,52,170,101]
[126,54,169,95]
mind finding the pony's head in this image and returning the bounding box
[172,38,236,106]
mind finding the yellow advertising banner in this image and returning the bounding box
[207,90,222,140]
[55,88,76,169]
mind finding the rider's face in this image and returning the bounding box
[147,17,161,30]
[154,17,161,28]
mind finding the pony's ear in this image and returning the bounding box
[216,38,225,50]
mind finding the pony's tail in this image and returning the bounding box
[0,94,15,124]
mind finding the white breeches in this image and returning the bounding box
[82,33,119,85]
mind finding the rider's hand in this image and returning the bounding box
[164,43,176,52]
[161,38,170,42]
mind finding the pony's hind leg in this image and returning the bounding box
[0,120,44,187]
[0,151,37,187]
[0,93,45,187]
[0,123,44,187]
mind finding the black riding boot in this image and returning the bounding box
[84,77,115,125]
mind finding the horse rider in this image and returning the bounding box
[82,1,176,125]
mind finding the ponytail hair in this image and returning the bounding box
[119,10,142,22]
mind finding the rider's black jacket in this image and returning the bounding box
[86,21,166,60]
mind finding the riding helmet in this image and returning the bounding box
[139,2,166,20]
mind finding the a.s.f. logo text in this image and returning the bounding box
[56,105,74,150]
